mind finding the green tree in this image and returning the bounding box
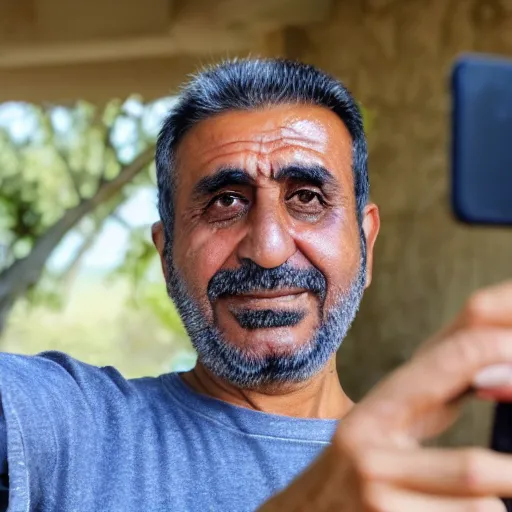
[112,225,188,337]
[0,97,173,335]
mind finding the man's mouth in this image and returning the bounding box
[228,289,308,308]
[217,289,309,330]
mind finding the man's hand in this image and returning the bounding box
[261,281,512,511]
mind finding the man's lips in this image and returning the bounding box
[235,289,307,300]
[220,290,309,309]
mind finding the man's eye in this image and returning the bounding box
[289,190,323,205]
[214,193,243,208]
[295,190,319,204]
[286,189,326,220]
[205,193,249,223]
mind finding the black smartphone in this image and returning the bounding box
[491,403,512,510]
[451,53,512,225]
[451,52,512,509]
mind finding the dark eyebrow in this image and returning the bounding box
[192,168,254,198]
[274,165,338,188]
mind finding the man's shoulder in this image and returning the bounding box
[0,350,165,407]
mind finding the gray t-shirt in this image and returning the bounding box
[0,351,337,511]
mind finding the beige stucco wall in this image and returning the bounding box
[291,0,512,446]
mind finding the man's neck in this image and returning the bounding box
[180,359,353,420]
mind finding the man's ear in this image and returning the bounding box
[151,221,169,280]
[361,203,380,289]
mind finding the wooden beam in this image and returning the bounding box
[0,55,218,103]
[35,0,171,42]
[0,30,262,69]
[0,0,333,69]
[174,0,334,30]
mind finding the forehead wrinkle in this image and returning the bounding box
[196,134,328,170]
[251,124,323,145]
[280,123,326,140]
[199,145,331,174]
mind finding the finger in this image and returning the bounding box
[358,327,512,430]
[364,483,505,512]
[457,281,512,329]
[415,281,512,358]
[360,447,512,497]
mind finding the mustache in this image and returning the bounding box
[207,260,327,302]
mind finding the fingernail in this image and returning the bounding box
[473,364,512,389]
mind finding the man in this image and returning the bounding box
[1,58,512,511]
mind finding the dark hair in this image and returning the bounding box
[156,58,369,251]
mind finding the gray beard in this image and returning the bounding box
[165,257,366,390]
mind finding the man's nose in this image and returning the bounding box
[237,203,296,269]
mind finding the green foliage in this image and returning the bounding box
[111,227,156,289]
[0,93,195,372]
[0,97,180,328]
[137,283,187,337]
[24,272,65,311]
[0,99,155,271]
[3,277,195,377]
[110,225,188,341]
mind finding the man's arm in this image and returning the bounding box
[0,350,143,511]
[0,350,115,510]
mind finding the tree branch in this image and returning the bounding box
[59,229,98,294]
[0,244,10,271]
[0,145,155,334]
[55,146,83,201]
[97,125,116,186]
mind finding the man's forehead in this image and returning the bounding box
[175,104,353,180]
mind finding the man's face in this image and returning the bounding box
[154,104,379,388]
